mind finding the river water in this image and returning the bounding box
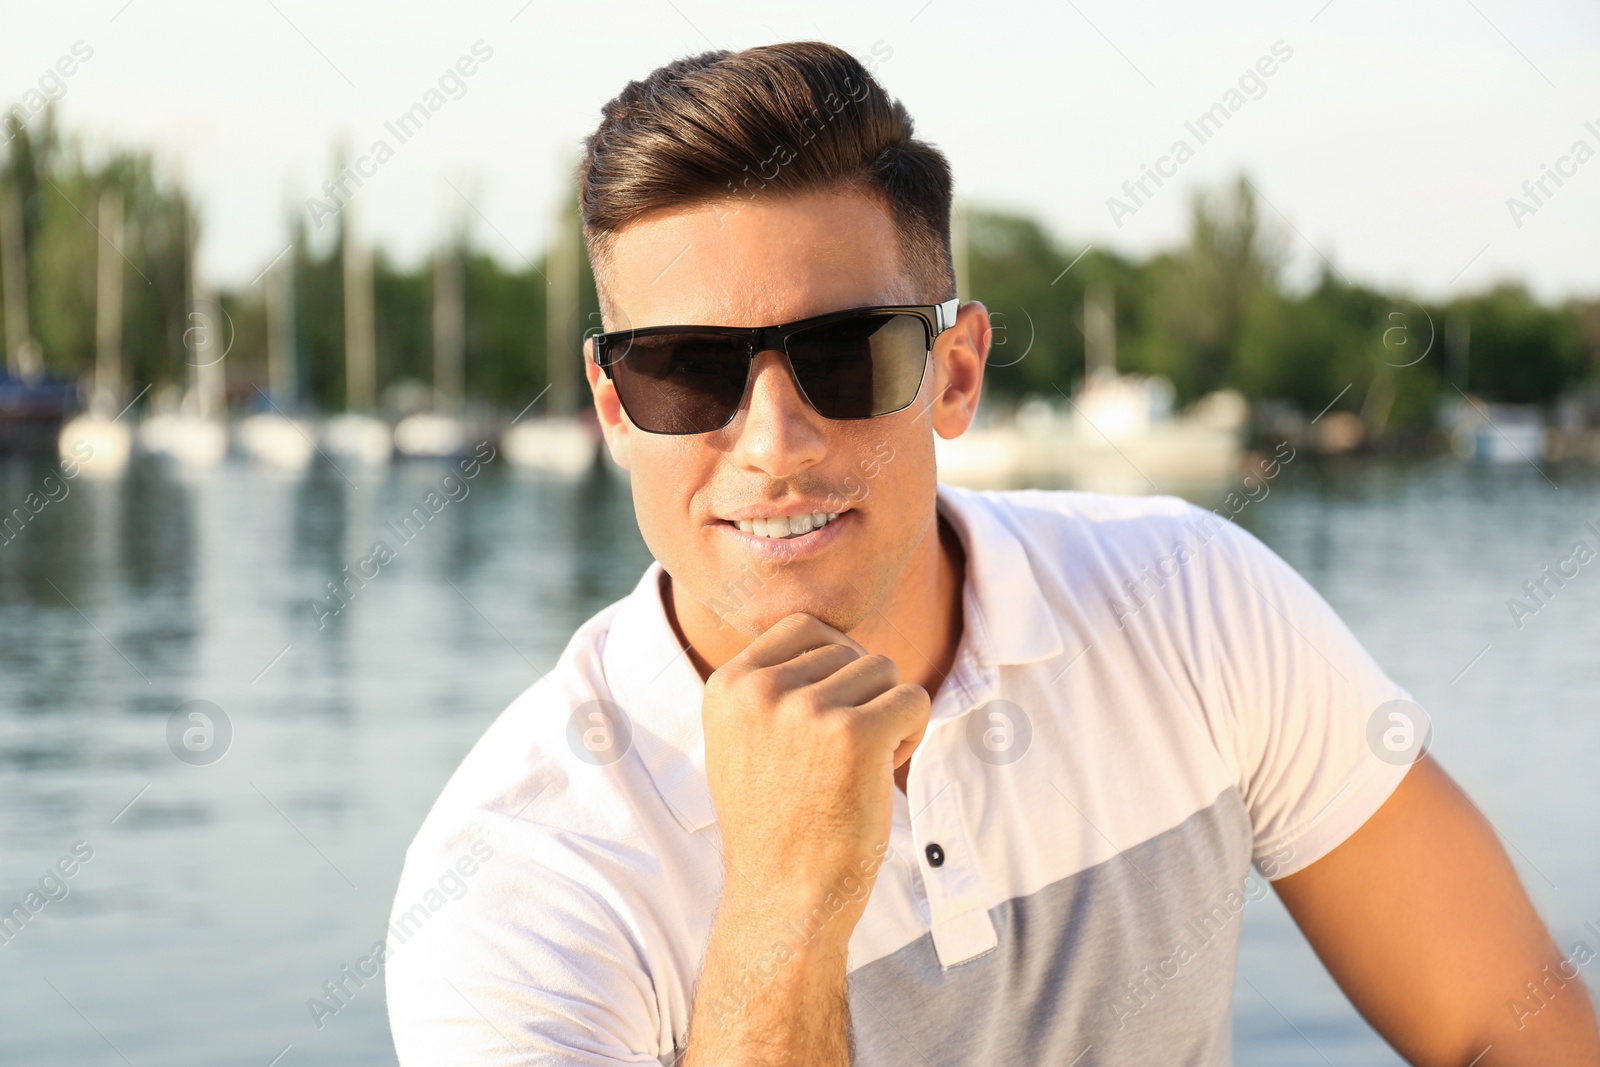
[0,452,1596,1065]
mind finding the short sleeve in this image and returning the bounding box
[385,825,668,1067]
[1198,512,1429,880]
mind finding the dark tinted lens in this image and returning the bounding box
[784,313,934,415]
[609,333,749,434]
[785,314,929,419]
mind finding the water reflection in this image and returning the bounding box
[0,453,1596,1065]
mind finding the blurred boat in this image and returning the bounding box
[59,413,133,477]
[320,195,392,468]
[395,411,470,458]
[141,203,227,471]
[1445,398,1547,465]
[237,412,316,471]
[501,416,599,476]
[237,241,316,473]
[500,197,599,478]
[322,412,391,467]
[3,186,76,454]
[139,408,228,469]
[1,370,75,454]
[936,286,1245,491]
[58,191,132,477]
[395,227,471,459]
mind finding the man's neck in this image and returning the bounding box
[664,507,968,742]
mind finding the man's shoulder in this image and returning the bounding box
[952,484,1210,536]
[948,484,1249,576]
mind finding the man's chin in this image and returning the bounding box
[716,596,868,639]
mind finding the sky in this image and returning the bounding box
[3,0,1598,301]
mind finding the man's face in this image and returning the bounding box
[585,188,982,638]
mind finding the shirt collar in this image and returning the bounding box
[600,484,1063,834]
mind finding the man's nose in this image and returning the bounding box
[725,349,827,478]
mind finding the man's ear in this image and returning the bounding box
[928,300,989,440]
[585,336,634,471]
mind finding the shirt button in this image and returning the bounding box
[925,843,945,868]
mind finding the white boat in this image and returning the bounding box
[1446,398,1547,465]
[238,251,316,473]
[501,417,598,477]
[57,191,133,477]
[936,287,1245,492]
[142,210,230,472]
[318,200,392,468]
[394,230,472,460]
[394,410,469,458]
[322,412,391,467]
[140,409,228,469]
[59,414,132,478]
[237,412,317,471]
[932,423,1031,489]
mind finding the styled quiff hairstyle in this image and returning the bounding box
[578,41,956,320]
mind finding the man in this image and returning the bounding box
[386,42,1599,1066]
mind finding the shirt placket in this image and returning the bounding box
[907,660,999,969]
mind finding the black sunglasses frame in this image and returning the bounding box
[591,298,960,435]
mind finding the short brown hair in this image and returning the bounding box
[578,41,955,317]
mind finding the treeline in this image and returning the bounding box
[968,181,1600,438]
[4,111,1597,437]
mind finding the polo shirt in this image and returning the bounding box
[385,483,1424,1066]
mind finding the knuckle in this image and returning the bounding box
[832,710,869,744]
[823,641,861,667]
[861,652,900,681]
[747,670,783,705]
[892,682,931,709]
[791,686,829,719]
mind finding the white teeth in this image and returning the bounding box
[734,511,844,539]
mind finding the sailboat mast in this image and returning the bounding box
[0,187,31,379]
[1084,284,1116,379]
[265,253,298,406]
[94,190,124,413]
[432,225,464,410]
[186,203,225,419]
[342,199,376,412]
[544,200,578,418]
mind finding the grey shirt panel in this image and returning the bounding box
[846,788,1253,1066]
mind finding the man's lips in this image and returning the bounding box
[716,500,846,524]
[714,508,855,560]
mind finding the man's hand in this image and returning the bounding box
[685,612,931,1066]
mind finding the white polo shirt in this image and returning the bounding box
[385,483,1423,1066]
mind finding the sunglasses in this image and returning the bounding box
[591,299,959,435]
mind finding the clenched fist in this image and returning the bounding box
[701,612,930,936]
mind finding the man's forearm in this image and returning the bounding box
[683,891,853,1067]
